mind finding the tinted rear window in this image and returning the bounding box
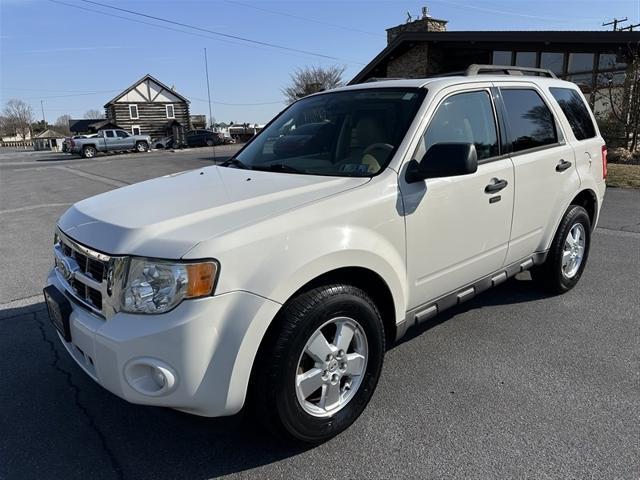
[549,87,596,140]
[501,89,557,152]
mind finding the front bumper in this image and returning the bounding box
[46,269,281,417]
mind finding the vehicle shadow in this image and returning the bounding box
[393,273,552,348]
[0,303,311,480]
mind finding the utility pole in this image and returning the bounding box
[602,17,628,31]
[203,47,215,161]
[619,23,640,31]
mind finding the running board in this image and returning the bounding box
[396,252,547,340]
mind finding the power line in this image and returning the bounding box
[8,90,121,101]
[431,0,601,23]
[222,0,382,37]
[76,0,364,64]
[2,87,119,94]
[46,0,356,65]
[190,96,283,106]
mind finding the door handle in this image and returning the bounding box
[485,178,508,194]
[556,159,572,172]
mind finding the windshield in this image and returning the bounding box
[229,88,426,177]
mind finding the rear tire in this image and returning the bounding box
[531,205,591,294]
[81,145,96,158]
[249,284,385,444]
[206,139,215,147]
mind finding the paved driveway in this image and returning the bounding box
[0,148,638,479]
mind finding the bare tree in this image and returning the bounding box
[282,65,346,104]
[55,114,72,135]
[2,99,34,139]
[593,45,640,151]
[84,109,105,119]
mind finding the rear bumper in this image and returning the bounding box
[46,269,281,416]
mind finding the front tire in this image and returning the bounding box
[250,284,385,444]
[531,205,591,293]
[135,141,149,152]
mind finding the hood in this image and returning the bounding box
[58,166,369,258]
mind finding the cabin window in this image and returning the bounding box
[166,104,175,119]
[129,104,139,119]
[131,126,141,136]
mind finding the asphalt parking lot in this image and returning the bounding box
[0,148,638,479]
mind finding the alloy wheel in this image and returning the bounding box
[562,223,586,278]
[295,316,368,418]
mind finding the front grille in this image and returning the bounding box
[54,230,111,317]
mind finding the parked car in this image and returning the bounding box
[45,66,606,443]
[153,136,174,150]
[62,134,94,153]
[185,129,224,147]
[69,129,151,158]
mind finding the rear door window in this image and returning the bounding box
[500,88,558,152]
[549,87,596,140]
[104,131,115,138]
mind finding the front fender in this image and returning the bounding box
[266,237,407,327]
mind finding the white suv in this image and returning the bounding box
[44,65,606,443]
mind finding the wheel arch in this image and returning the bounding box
[569,188,598,229]
[275,266,398,347]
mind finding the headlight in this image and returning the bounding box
[121,257,218,314]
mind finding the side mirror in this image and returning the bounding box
[405,143,478,183]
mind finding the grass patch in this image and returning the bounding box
[607,163,640,189]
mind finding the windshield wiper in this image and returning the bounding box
[251,164,305,174]
[220,158,249,169]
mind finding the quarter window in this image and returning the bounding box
[500,89,557,152]
[129,104,139,119]
[420,91,499,161]
[549,88,596,140]
[166,104,175,118]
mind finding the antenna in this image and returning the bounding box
[602,17,628,31]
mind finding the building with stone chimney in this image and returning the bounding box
[350,8,639,122]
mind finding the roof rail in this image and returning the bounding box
[363,77,407,83]
[465,64,557,78]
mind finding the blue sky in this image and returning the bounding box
[1,0,639,124]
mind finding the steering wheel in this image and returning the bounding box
[363,143,394,157]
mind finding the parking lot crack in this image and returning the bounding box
[36,316,125,480]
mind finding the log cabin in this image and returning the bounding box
[104,74,191,141]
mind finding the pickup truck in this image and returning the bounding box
[69,129,151,158]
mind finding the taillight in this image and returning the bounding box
[601,144,607,179]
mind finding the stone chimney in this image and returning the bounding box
[386,6,447,44]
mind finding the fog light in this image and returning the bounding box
[124,358,177,397]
